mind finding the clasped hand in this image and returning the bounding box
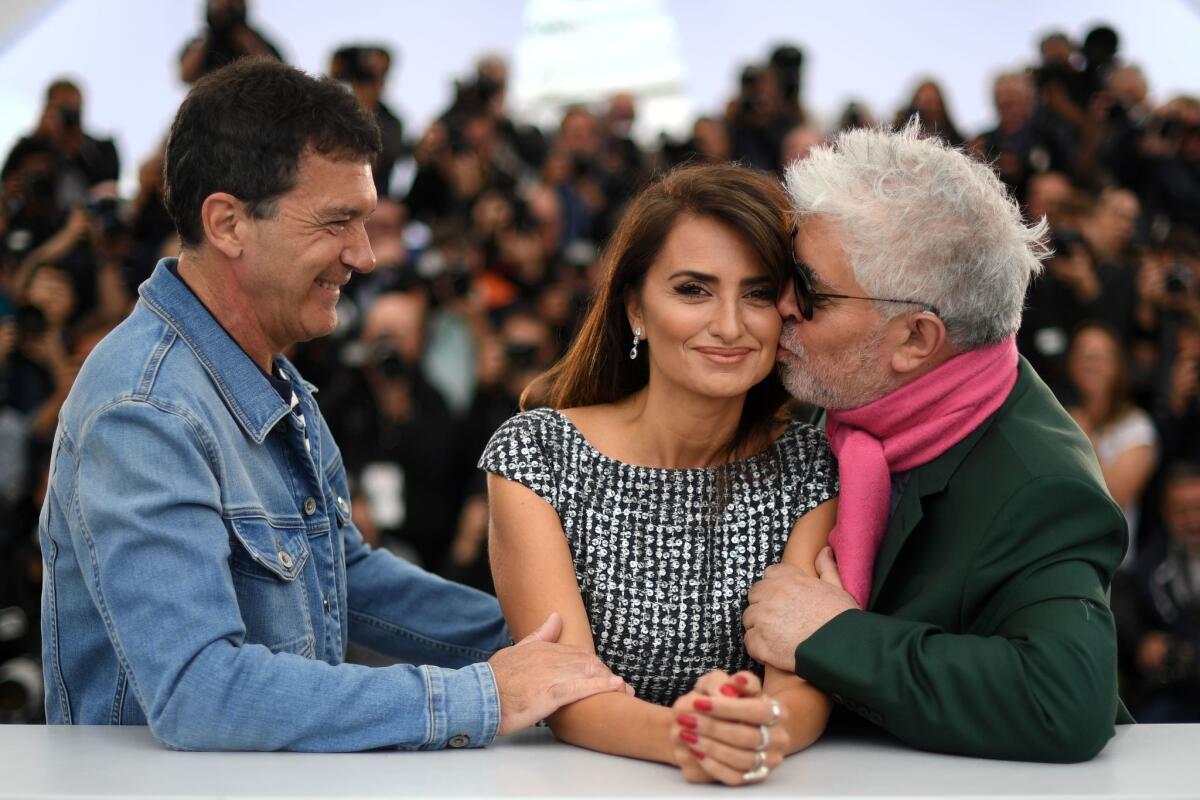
[668,670,787,786]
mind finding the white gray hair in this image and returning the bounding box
[783,119,1048,350]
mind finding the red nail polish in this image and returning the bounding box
[689,747,705,761]
[734,675,749,686]
[720,685,739,697]
[679,729,699,744]
[677,714,698,729]
[693,698,713,711]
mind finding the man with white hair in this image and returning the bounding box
[743,123,1131,762]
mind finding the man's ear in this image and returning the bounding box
[199,192,248,259]
[891,312,951,375]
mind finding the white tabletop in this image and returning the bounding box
[1,724,1196,799]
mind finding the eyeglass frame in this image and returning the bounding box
[788,225,941,321]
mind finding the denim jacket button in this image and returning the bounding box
[323,594,331,614]
[336,496,349,515]
[303,496,317,515]
[448,734,470,748]
[278,550,294,569]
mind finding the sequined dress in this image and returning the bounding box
[479,408,838,705]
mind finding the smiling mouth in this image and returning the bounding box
[314,277,342,293]
[696,347,753,362]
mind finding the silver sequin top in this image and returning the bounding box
[480,408,838,706]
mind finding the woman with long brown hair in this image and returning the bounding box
[1065,321,1158,566]
[480,163,837,785]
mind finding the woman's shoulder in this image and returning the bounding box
[1104,405,1158,450]
[768,418,838,500]
[479,408,571,507]
[496,405,562,433]
[483,407,568,453]
[773,418,833,462]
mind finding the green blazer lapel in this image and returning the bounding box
[866,414,997,610]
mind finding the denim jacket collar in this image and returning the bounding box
[139,258,290,444]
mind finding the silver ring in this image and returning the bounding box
[755,724,770,752]
[766,699,782,726]
[742,752,770,783]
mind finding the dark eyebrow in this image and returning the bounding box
[668,270,718,282]
[667,271,773,286]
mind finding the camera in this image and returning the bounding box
[371,343,411,382]
[448,269,472,298]
[571,155,592,180]
[505,341,540,373]
[206,0,246,33]
[1050,227,1086,258]
[1165,260,1195,296]
[57,107,81,130]
[85,196,126,238]
[332,46,389,84]
[14,305,46,340]
[26,171,56,202]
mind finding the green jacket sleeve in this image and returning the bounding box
[794,477,1126,763]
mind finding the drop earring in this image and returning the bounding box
[629,327,642,360]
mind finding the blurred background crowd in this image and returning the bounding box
[1,1,1198,727]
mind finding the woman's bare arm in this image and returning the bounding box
[487,473,676,763]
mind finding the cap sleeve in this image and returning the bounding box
[778,421,839,525]
[478,409,561,510]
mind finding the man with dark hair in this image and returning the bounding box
[38,59,625,751]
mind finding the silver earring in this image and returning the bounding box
[629,327,642,360]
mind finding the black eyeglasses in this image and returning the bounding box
[789,226,940,321]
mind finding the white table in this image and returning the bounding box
[1,724,1196,798]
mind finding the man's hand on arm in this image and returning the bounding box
[743,547,859,673]
[488,612,629,735]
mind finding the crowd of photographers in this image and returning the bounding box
[0,8,1197,725]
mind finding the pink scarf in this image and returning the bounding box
[825,337,1019,608]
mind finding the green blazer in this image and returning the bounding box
[794,358,1133,763]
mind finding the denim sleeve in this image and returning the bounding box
[321,423,511,667]
[71,398,499,751]
[341,507,511,667]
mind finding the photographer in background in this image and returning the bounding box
[328,290,461,571]
[449,306,557,592]
[3,263,76,424]
[1113,461,1200,722]
[2,79,119,228]
[1019,185,1139,394]
[973,72,1075,203]
[179,0,283,84]
[331,45,406,199]
[727,44,807,172]
[1033,32,1089,133]
[1139,97,1200,230]
[14,182,136,330]
[1155,313,1200,467]
[1,140,63,254]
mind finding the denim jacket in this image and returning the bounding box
[39,259,509,751]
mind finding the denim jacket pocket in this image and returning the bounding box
[227,516,315,657]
